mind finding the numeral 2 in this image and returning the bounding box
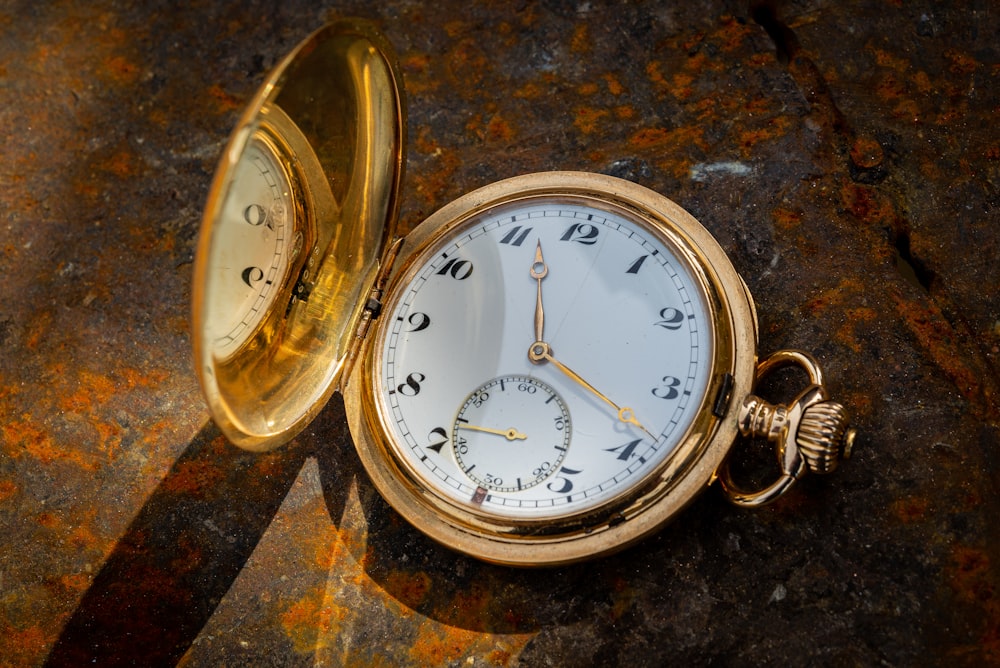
[655,307,684,330]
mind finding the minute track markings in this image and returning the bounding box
[377,197,711,516]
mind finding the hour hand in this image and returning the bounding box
[530,240,548,344]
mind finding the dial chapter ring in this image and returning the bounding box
[348,171,758,566]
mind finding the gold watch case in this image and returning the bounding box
[192,20,854,566]
[345,172,758,565]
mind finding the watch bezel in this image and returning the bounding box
[344,171,758,566]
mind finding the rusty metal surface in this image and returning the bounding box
[1,0,998,665]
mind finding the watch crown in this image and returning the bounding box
[722,350,856,507]
[796,401,855,474]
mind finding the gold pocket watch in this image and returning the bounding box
[192,20,855,566]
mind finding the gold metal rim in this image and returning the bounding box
[192,20,406,451]
[344,172,758,566]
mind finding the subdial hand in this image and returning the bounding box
[458,423,528,441]
[529,341,656,441]
[530,240,548,345]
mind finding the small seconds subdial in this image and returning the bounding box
[453,376,571,493]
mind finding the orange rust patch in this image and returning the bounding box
[281,584,348,653]
[69,521,100,551]
[671,72,695,100]
[875,71,906,102]
[872,48,907,71]
[37,511,60,528]
[891,289,995,419]
[207,84,240,113]
[949,545,993,604]
[716,15,753,52]
[489,647,515,664]
[912,70,933,94]
[408,622,482,666]
[402,52,431,73]
[628,126,706,179]
[851,135,884,169]
[602,73,624,96]
[103,149,135,178]
[946,544,1000,662]
[772,207,803,231]
[892,496,930,523]
[3,416,97,470]
[840,182,903,232]
[384,570,432,608]
[486,113,515,142]
[0,624,48,667]
[800,277,866,316]
[400,52,438,94]
[570,23,590,54]
[574,106,608,135]
[645,60,667,90]
[443,20,468,38]
[610,577,635,619]
[737,116,791,155]
[119,366,169,389]
[104,55,140,84]
[576,81,599,96]
[59,370,118,415]
[161,460,224,497]
[614,105,635,120]
[629,125,705,151]
[836,307,877,353]
[93,419,124,455]
[25,311,52,351]
[0,480,18,502]
[60,571,92,592]
[411,142,462,205]
[945,49,979,75]
[447,38,488,90]
[514,81,544,99]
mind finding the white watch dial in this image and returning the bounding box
[375,197,713,520]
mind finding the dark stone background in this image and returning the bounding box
[1,1,997,665]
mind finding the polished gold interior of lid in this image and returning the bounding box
[192,20,405,451]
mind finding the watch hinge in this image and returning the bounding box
[285,264,315,317]
[340,237,405,391]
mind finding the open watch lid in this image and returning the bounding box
[191,20,406,451]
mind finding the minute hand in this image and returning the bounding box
[533,343,656,441]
